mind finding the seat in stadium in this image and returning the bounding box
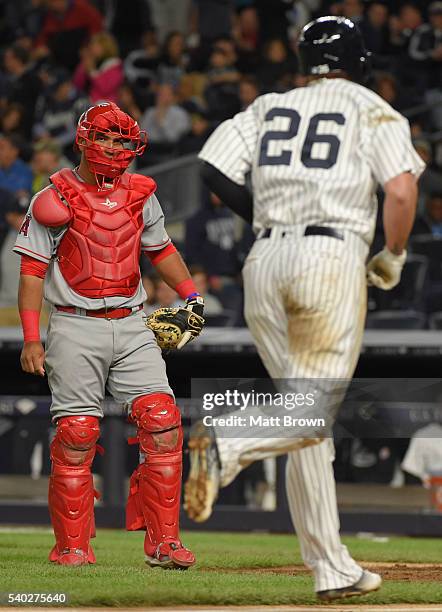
[365,310,427,329]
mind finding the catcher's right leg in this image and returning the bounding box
[48,415,100,566]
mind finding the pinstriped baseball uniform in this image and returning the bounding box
[13,171,173,419]
[199,78,425,591]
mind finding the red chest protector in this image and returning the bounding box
[51,169,156,298]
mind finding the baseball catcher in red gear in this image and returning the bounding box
[15,102,204,568]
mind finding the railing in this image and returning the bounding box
[139,153,200,223]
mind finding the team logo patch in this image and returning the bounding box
[19,213,31,237]
[101,198,118,209]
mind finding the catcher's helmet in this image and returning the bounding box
[298,16,371,83]
[76,102,147,189]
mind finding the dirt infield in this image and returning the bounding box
[203,562,442,582]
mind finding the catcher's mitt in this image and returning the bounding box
[146,301,205,350]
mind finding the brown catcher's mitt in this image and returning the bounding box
[145,305,205,350]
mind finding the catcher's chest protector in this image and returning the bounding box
[51,169,156,298]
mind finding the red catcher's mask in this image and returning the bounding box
[75,102,147,189]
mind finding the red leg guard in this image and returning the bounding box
[126,394,195,568]
[48,415,100,566]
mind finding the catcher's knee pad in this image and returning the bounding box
[129,393,183,455]
[126,395,184,555]
[49,416,100,565]
[51,415,100,467]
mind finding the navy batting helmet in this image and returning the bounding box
[298,16,371,83]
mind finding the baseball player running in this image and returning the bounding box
[185,17,424,601]
[14,102,204,568]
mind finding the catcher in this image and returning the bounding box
[14,102,204,568]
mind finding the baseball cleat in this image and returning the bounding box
[184,421,220,523]
[317,569,382,601]
[49,546,95,566]
[145,540,195,570]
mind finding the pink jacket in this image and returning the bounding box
[73,58,124,103]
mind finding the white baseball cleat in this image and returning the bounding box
[184,421,220,523]
[316,570,382,601]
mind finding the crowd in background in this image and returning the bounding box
[1,0,442,499]
[0,0,441,327]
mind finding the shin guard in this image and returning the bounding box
[48,415,100,566]
[126,394,195,568]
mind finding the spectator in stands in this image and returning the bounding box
[124,29,160,97]
[388,3,423,90]
[204,45,241,121]
[414,139,442,201]
[408,1,442,96]
[0,187,23,250]
[6,0,46,42]
[178,112,212,155]
[34,0,103,70]
[117,83,142,123]
[157,32,189,87]
[0,135,33,202]
[373,72,410,112]
[31,140,71,195]
[239,75,260,109]
[213,37,239,70]
[192,0,234,50]
[360,1,391,60]
[0,186,26,315]
[2,44,41,137]
[413,192,442,238]
[139,83,191,164]
[257,38,298,93]
[176,74,206,115]
[148,0,191,43]
[189,264,223,316]
[342,0,364,24]
[254,0,292,43]
[185,191,239,294]
[0,103,27,139]
[389,2,423,53]
[109,0,153,58]
[73,32,124,104]
[148,278,181,312]
[33,69,87,161]
[234,6,260,53]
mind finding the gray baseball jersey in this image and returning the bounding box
[199,77,425,244]
[13,173,170,309]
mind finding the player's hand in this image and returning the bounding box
[366,247,407,291]
[20,341,46,377]
[177,295,205,349]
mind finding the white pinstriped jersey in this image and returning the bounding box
[13,177,170,309]
[199,78,425,245]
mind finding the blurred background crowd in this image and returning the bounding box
[0,0,441,328]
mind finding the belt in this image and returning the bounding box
[260,225,344,241]
[55,304,143,319]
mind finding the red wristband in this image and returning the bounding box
[20,310,41,342]
[175,278,197,300]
